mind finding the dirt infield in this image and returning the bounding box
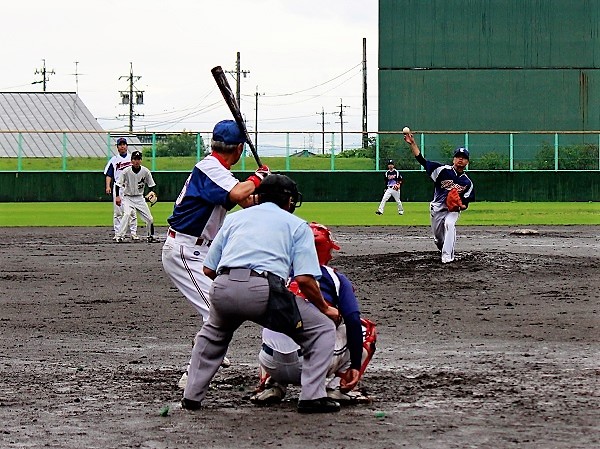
[1,225,598,449]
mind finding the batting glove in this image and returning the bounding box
[247,165,271,188]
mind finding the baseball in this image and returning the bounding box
[402,126,411,134]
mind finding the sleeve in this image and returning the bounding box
[462,179,475,208]
[336,272,362,370]
[145,169,156,189]
[290,222,322,278]
[104,159,115,179]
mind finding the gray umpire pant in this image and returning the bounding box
[184,269,336,403]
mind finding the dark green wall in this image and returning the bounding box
[1,171,598,202]
[379,0,600,132]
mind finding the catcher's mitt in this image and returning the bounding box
[145,191,158,206]
[446,188,463,212]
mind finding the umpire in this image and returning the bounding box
[182,174,342,414]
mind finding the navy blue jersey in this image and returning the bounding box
[416,154,474,209]
[167,155,239,239]
[384,169,402,188]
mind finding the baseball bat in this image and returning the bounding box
[211,66,262,168]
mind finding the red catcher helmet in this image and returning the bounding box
[310,222,340,265]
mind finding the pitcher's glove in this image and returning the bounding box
[446,188,463,212]
[145,191,158,206]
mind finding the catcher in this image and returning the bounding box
[114,151,159,243]
[375,159,404,215]
[250,222,376,405]
[404,131,475,263]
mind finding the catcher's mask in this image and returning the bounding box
[256,174,303,213]
[310,222,340,265]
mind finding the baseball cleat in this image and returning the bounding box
[297,397,340,414]
[326,387,371,404]
[399,211,404,215]
[131,234,140,241]
[375,211,382,215]
[250,383,286,405]
[181,397,202,410]
[147,235,160,243]
[114,236,124,243]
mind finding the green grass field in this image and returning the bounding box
[0,202,598,227]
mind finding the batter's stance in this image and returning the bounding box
[404,131,475,263]
[104,137,138,240]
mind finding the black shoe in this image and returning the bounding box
[297,397,340,414]
[181,397,202,410]
[375,211,382,215]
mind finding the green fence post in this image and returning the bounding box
[62,132,67,171]
[196,133,201,162]
[107,133,112,160]
[375,133,380,170]
[330,139,335,172]
[241,145,246,171]
[509,133,514,171]
[151,133,157,171]
[420,133,425,171]
[17,133,23,172]
[554,133,559,171]
[285,133,290,171]
[330,133,335,172]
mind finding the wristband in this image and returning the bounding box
[247,175,261,188]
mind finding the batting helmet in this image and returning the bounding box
[310,222,340,265]
[256,174,303,213]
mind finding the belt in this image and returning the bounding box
[218,267,267,278]
[167,228,211,246]
[261,343,303,357]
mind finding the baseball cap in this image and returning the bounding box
[453,147,470,159]
[131,151,142,159]
[212,120,246,145]
[387,159,395,165]
[116,137,127,145]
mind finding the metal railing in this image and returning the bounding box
[1,130,599,171]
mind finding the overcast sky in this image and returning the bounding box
[1,0,379,144]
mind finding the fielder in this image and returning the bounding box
[104,137,138,240]
[114,151,158,243]
[404,131,475,263]
[376,159,404,215]
[251,222,376,405]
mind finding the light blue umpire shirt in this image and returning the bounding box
[203,202,322,281]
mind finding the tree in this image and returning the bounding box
[150,132,205,157]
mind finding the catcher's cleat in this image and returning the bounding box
[326,387,371,404]
[181,397,202,410]
[250,383,286,405]
[131,234,140,241]
[297,397,340,414]
[147,235,160,243]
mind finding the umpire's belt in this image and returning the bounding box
[262,343,303,357]
[218,267,267,278]
[167,228,211,246]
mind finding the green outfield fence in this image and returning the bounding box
[0,131,599,202]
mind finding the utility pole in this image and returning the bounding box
[226,52,250,109]
[362,38,368,149]
[254,86,264,149]
[316,108,330,155]
[335,99,350,153]
[118,62,144,133]
[33,59,55,91]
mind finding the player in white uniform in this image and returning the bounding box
[114,151,157,243]
[104,137,138,240]
[250,223,377,405]
[161,120,270,384]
